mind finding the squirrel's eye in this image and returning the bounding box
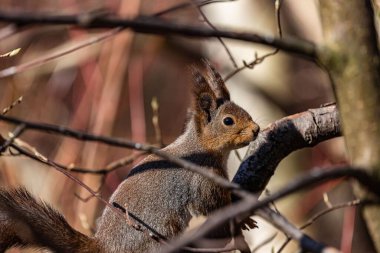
[223,117,234,126]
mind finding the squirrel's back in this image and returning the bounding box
[95,137,231,252]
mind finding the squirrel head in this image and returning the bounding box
[189,60,260,153]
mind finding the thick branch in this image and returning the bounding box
[0,11,316,58]
[233,104,341,194]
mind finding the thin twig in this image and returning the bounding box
[183,243,238,252]
[153,0,237,17]
[251,232,277,253]
[234,150,242,162]
[303,199,362,230]
[191,0,238,68]
[151,97,163,147]
[0,114,247,198]
[72,153,145,174]
[2,96,23,115]
[323,192,333,208]
[161,166,380,253]
[0,124,26,153]
[9,137,144,174]
[0,28,121,78]
[0,48,21,57]
[74,176,106,202]
[0,11,317,59]
[224,0,283,81]
[9,141,168,242]
[276,199,366,253]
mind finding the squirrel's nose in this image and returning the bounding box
[252,126,260,139]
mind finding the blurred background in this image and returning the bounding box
[0,0,374,252]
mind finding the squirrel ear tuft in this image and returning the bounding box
[190,66,217,126]
[202,59,230,103]
[190,66,214,98]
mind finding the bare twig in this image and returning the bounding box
[0,28,121,78]
[153,0,237,17]
[234,150,242,162]
[2,96,23,115]
[161,166,380,253]
[74,176,106,202]
[9,141,168,242]
[183,243,238,252]
[9,137,144,174]
[256,207,339,253]
[276,199,369,253]
[0,124,26,153]
[0,114,247,198]
[103,153,146,172]
[251,232,277,253]
[73,154,145,199]
[224,0,283,81]
[71,153,145,174]
[0,48,21,57]
[323,192,333,208]
[151,97,163,147]
[302,199,362,230]
[0,11,317,59]
[75,190,102,203]
[191,0,238,68]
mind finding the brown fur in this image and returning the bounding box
[0,188,102,253]
[0,62,259,253]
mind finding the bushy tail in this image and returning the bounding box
[0,188,102,253]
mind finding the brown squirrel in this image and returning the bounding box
[0,61,259,253]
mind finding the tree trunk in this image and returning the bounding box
[319,1,380,251]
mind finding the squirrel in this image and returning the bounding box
[0,60,260,253]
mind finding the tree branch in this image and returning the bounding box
[233,104,341,195]
[190,0,238,68]
[161,166,380,253]
[256,207,341,253]
[153,0,237,17]
[0,28,121,78]
[8,141,169,243]
[0,124,25,153]
[0,11,316,58]
[0,114,247,198]
[224,0,283,81]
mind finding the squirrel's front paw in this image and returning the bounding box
[241,217,258,231]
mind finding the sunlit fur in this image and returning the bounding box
[200,102,259,152]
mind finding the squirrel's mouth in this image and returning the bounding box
[235,139,251,148]
[241,140,251,147]
[238,127,260,140]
